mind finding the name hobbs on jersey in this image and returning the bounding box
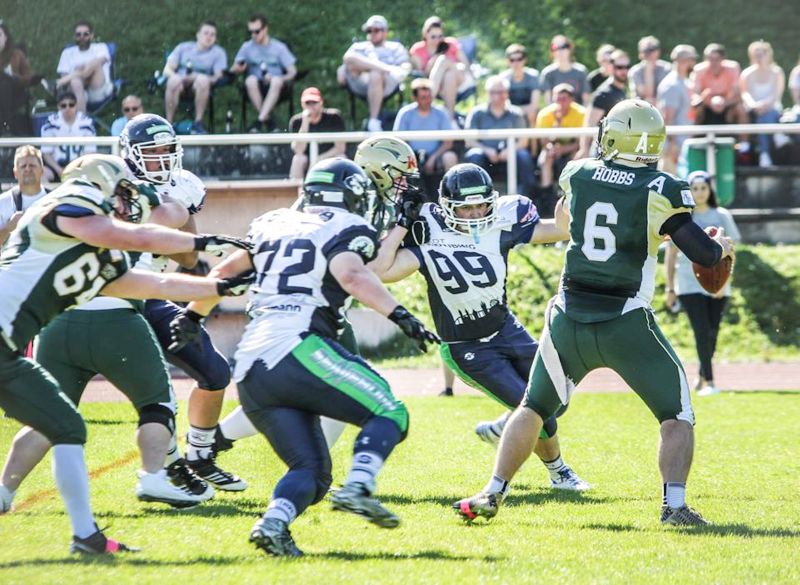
[592,166,635,186]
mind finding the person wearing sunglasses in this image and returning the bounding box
[163,21,228,134]
[40,89,97,183]
[230,13,297,133]
[587,43,616,93]
[338,14,411,132]
[576,49,631,159]
[499,43,541,128]
[630,36,671,106]
[110,94,144,136]
[540,34,590,107]
[55,20,112,113]
[288,87,346,179]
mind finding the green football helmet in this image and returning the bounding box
[598,99,666,164]
[354,136,420,203]
[61,154,149,222]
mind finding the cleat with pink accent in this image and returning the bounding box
[70,526,138,554]
[453,492,499,522]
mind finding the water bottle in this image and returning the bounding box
[186,60,193,76]
[225,110,233,134]
[260,62,267,80]
[417,149,428,169]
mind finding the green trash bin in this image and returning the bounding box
[684,137,736,205]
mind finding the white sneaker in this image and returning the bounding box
[550,466,591,491]
[0,484,15,513]
[136,469,214,509]
[475,421,503,446]
[367,118,383,132]
[697,384,720,396]
[774,133,790,149]
[759,152,773,167]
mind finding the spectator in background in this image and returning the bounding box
[55,20,112,114]
[587,44,615,93]
[393,77,457,195]
[577,49,630,158]
[0,145,49,246]
[464,75,534,197]
[534,83,584,216]
[110,94,143,136]
[288,87,346,180]
[163,21,227,134]
[665,171,740,397]
[740,40,786,167]
[630,36,671,105]
[409,16,473,120]
[540,35,590,105]
[658,45,697,173]
[231,13,297,133]
[40,90,96,182]
[500,43,541,127]
[691,43,750,156]
[339,15,410,132]
[789,56,800,107]
[0,21,42,136]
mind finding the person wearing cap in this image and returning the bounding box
[576,49,631,159]
[657,45,698,173]
[533,83,585,216]
[338,15,411,132]
[665,170,740,397]
[500,43,541,127]
[629,36,671,105]
[40,89,97,182]
[288,87,345,179]
[230,13,297,133]
[539,35,590,106]
[393,77,457,195]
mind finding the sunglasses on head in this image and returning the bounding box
[248,26,264,35]
[59,101,76,109]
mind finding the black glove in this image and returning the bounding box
[167,309,204,353]
[194,234,254,257]
[388,305,440,352]
[396,186,425,229]
[216,271,256,297]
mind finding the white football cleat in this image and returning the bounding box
[474,421,503,446]
[697,385,720,397]
[550,466,591,491]
[0,484,15,513]
[136,469,214,509]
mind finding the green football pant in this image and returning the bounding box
[36,308,175,411]
[524,307,694,424]
[0,342,86,444]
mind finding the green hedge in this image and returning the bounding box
[6,0,798,130]
[375,243,800,365]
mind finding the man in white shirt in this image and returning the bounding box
[56,20,113,113]
[0,145,49,245]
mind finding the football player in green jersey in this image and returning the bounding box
[455,99,734,526]
[0,154,251,553]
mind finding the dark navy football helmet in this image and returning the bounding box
[303,158,379,222]
[120,114,183,184]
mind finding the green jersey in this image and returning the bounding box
[557,158,694,323]
[0,181,129,350]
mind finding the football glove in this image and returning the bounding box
[216,271,256,297]
[167,309,204,353]
[194,234,254,257]
[388,305,440,352]
[395,186,425,229]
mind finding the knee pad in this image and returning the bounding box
[138,403,175,433]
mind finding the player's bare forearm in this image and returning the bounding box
[166,214,199,269]
[530,218,569,244]
[369,225,407,279]
[149,199,189,229]
[554,196,570,234]
[58,215,198,255]
[186,250,253,316]
[101,270,220,302]
[332,252,399,316]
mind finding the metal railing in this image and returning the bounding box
[1,123,798,194]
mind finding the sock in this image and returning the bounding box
[542,455,568,480]
[663,482,686,509]
[52,444,96,538]
[345,451,384,489]
[0,484,16,512]
[164,433,182,465]
[483,474,510,498]
[320,417,346,450]
[264,497,297,524]
[186,425,216,461]
[220,407,258,441]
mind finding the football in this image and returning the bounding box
[692,227,734,294]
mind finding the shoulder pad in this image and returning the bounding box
[160,170,207,213]
[651,172,694,209]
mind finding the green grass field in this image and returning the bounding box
[2,393,799,584]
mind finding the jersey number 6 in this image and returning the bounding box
[582,201,618,262]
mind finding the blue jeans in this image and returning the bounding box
[754,108,781,155]
[464,147,535,197]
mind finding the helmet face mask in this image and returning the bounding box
[303,158,380,225]
[439,163,498,237]
[354,136,420,204]
[62,154,145,222]
[598,98,666,164]
[120,114,183,184]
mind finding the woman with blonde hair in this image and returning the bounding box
[740,40,786,167]
[539,34,590,105]
[409,16,474,118]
